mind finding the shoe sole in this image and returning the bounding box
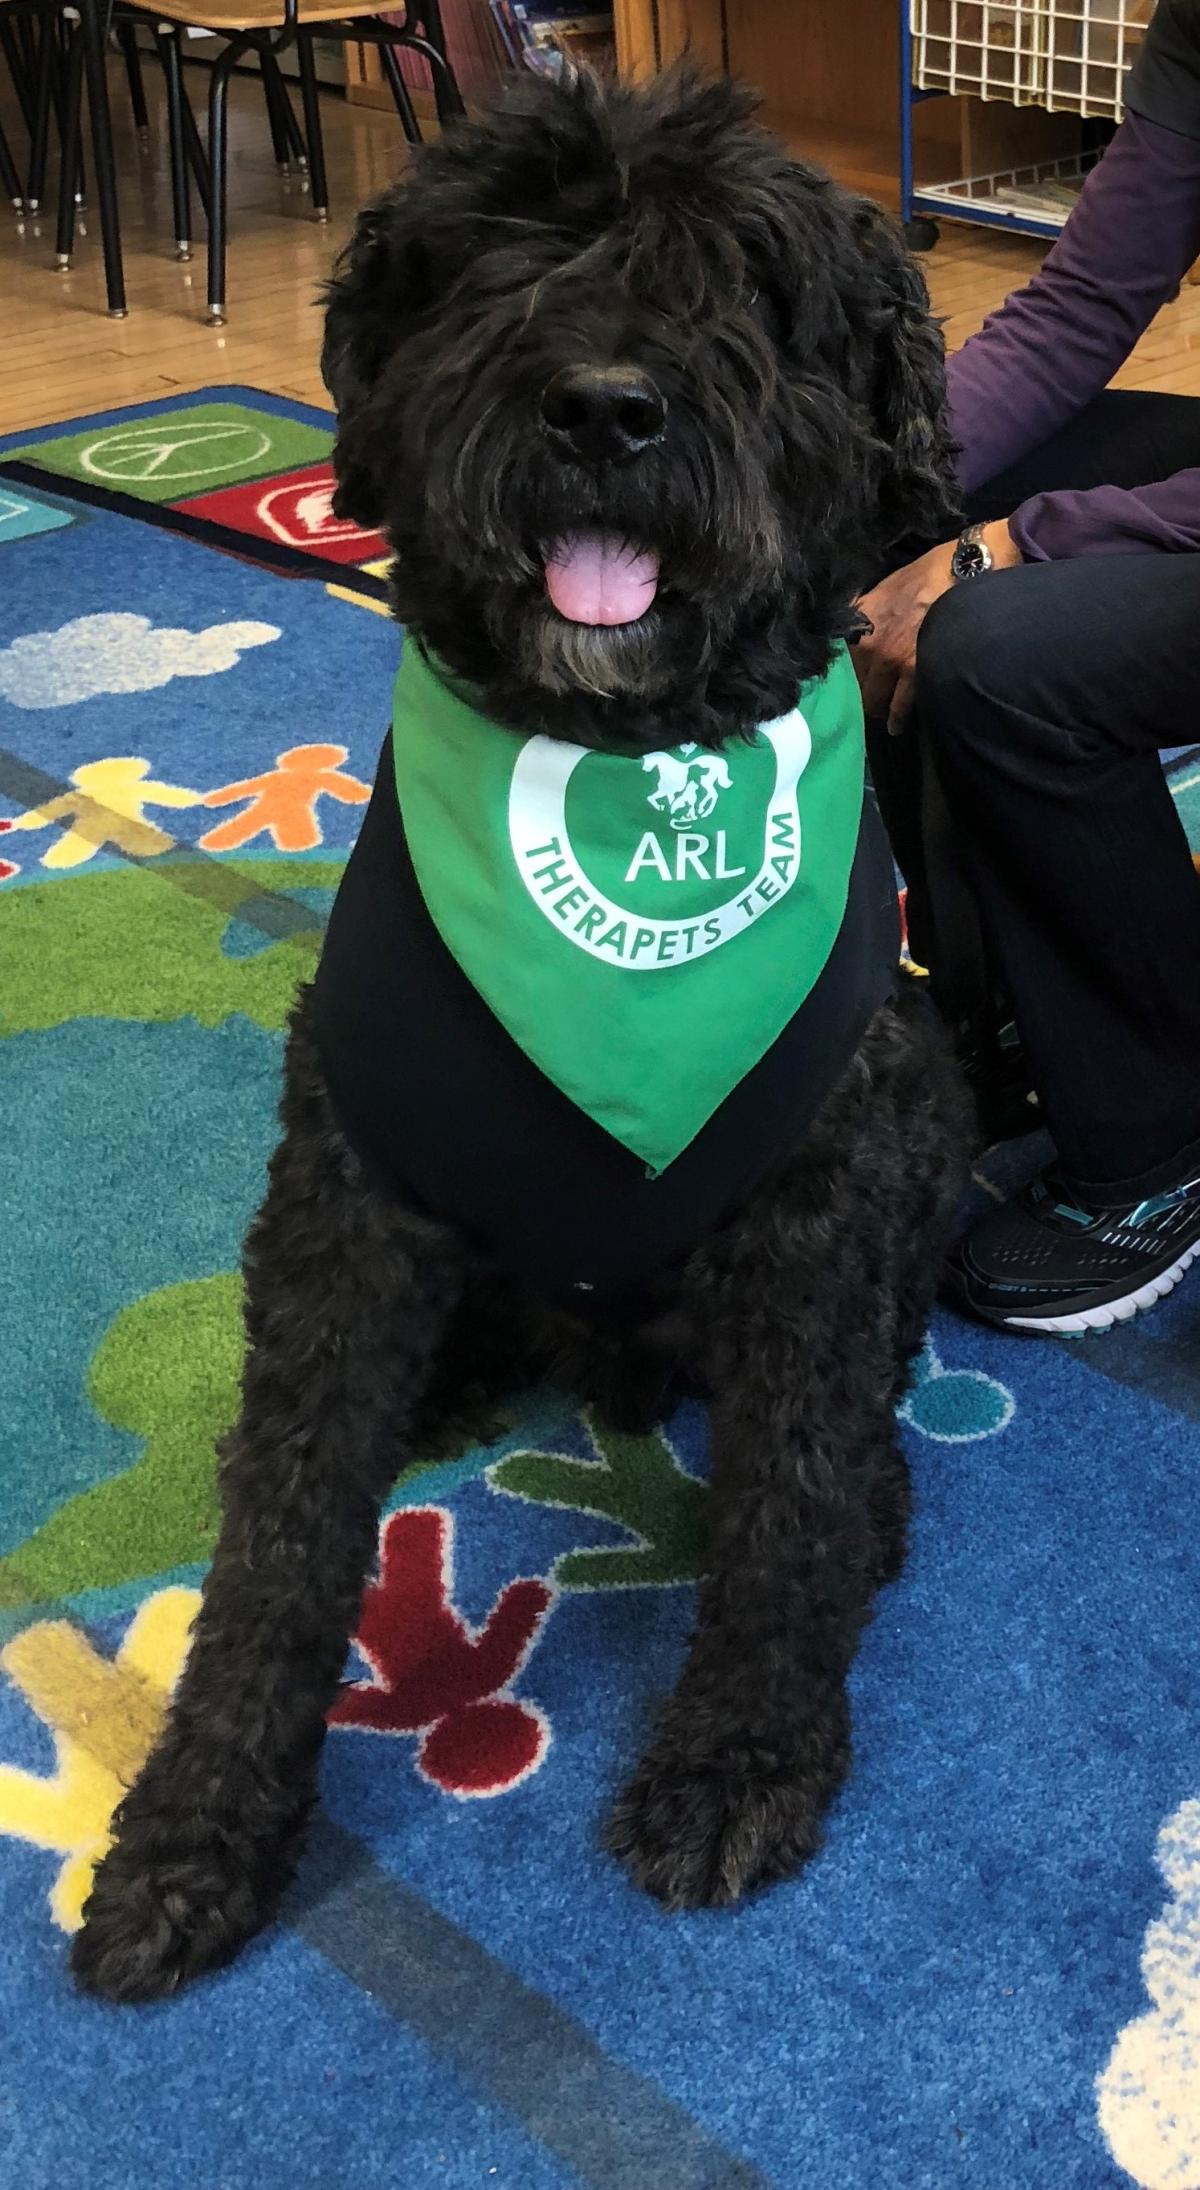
[1001,1241,1199,1336]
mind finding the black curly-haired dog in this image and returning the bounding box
[73,67,971,2003]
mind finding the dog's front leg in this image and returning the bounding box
[607,1365,893,1912]
[71,998,463,2002]
[607,1139,906,1912]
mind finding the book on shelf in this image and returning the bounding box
[489,0,612,76]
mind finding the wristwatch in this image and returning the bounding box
[950,522,993,581]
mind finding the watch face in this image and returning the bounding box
[953,540,987,580]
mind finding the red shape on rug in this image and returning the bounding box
[173,463,388,565]
[418,1698,546,1795]
[329,1507,553,1798]
[0,817,17,882]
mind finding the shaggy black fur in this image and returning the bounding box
[321,67,958,749]
[72,66,971,2003]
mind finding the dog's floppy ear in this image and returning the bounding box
[757,157,959,554]
[850,198,961,550]
[322,194,433,528]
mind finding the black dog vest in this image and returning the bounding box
[312,662,898,1303]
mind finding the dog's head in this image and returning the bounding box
[323,67,957,748]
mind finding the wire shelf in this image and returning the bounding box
[911,0,1155,120]
[911,150,1101,234]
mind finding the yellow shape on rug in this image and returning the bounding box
[325,556,393,617]
[1098,1797,1200,2190]
[0,1588,200,1931]
[5,757,199,868]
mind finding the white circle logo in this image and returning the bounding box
[79,421,273,485]
[508,710,812,970]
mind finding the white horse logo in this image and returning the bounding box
[642,745,732,831]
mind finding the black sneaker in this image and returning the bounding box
[946,1165,1200,1334]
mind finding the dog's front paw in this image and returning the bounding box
[605,1703,847,1911]
[71,1822,280,2003]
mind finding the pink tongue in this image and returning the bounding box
[545,533,660,626]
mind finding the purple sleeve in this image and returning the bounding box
[1010,472,1200,558]
[945,109,1200,495]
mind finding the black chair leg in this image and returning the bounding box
[262,51,306,167]
[0,111,21,209]
[417,0,465,125]
[26,10,56,213]
[206,32,249,325]
[378,37,420,146]
[168,59,211,222]
[296,32,327,219]
[372,17,464,136]
[117,22,150,141]
[156,24,190,258]
[51,14,71,145]
[258,45,291,169]
[281,76,307,166]
[1,18,36,139]
[79,0,127,314]
[54,15,85,263]
[54,8,86,205]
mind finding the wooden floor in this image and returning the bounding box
[3,61,1200,437]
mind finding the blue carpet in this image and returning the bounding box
[1,388,1199,2190]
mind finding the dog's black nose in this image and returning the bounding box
[541,365,666,465]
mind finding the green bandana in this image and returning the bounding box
[391,642,866,1174]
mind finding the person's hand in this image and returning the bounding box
[853,520,1021,736]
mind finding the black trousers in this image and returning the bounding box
[879,389,1200,1202]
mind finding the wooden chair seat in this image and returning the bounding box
[150,0,397,30]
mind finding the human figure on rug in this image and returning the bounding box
[199,743,370,854]
[6,758,199,869]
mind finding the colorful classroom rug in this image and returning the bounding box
[2,385,1200,2190]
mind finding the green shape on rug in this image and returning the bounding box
[0,1274,241,1614]
[489,1418,706,1588]
[0,858,338,1040]
[17,404,333,505]
[0,1269,526,1617]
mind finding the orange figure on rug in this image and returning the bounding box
[199,744,370,854]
